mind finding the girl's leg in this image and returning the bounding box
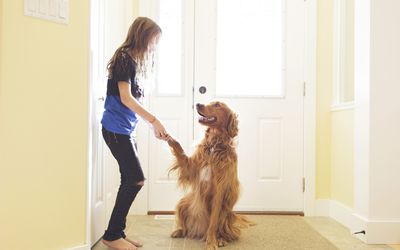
[102,128,145,244]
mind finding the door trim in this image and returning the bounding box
[303,0,317,216]
[113,0,317,216]
[86,0,93,247]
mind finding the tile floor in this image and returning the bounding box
[92,215,398,250]
[304,217,395,250]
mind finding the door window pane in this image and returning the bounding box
[156,0,182,95]
[216,0,285,96]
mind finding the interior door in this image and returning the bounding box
[147,0,305,212]
[90,0,107,244]
[90,0,134,245]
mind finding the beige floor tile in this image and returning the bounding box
[125,215,175,249]
[91,240,108,250]
[305,217,393,250]
[183,238,205,250]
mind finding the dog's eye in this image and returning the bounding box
[213,103,220,107]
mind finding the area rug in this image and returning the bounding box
[93,215,338,250]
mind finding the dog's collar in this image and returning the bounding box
[205,142,228,154]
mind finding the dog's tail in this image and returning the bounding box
[234,213,256,228]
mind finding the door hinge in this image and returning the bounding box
[303,82,306,96]
[302,178,305,192]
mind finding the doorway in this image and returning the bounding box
[88,0,317,245]
[89,0,135,245]
[142,0,306,213]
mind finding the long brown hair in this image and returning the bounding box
[107,17,161,78]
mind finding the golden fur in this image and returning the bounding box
[167,101,252,250]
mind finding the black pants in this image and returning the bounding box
[102,127,145,241]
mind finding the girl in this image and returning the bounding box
[101,17,169,250]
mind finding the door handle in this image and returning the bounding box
[98,96,105,101]
[199,86,207,94]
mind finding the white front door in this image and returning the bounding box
[146,0,304,212]
[146,0,195,211]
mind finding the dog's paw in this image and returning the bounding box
[217,238,227,247]
[167,138,179,147]
[171,229,185,238]
[205,244,218,250]
[205,238,218,250]
[167,138,184,154]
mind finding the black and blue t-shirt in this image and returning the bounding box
[101,51,143,135]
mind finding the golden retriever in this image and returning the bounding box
[167,101,252,250]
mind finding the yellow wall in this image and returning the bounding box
[0,2,356,248]
[0,1,89,249]
[331,109,354,207]
[316,0,333,199]
[316,0,355,208]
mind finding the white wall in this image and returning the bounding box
[353,0,400,244]
[354,0,371,220]
[369,0,400,220]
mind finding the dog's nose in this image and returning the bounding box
[196,103,203,109]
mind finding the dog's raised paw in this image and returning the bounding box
[167,139,184,154]
[167,138,179,148]
[171,229,185,238]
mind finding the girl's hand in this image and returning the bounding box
[151,118,171,141]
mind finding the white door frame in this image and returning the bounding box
[86,0,94,247]
[85,0,138,247]
[302,0,317,216]
[85,7,317,249]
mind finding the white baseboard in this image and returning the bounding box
[64,244,90,250]
[329,200,358,230]
[351,213,400,244]
[314,199,356,229]
[315,199,400,244]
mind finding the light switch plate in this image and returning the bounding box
[48,0,58,17]
[24,0,69,24]
[39,0,48,14]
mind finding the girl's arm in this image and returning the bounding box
[118,81,169,140]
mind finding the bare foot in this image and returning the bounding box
[124,237,143,247]
[102,238,137,250]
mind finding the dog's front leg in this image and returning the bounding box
[168,138,198,184]
[168,138,186,160]
[205,186,223,250]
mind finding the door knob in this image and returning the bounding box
[199,86,207,94]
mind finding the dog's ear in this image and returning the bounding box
[227,113,239,138]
